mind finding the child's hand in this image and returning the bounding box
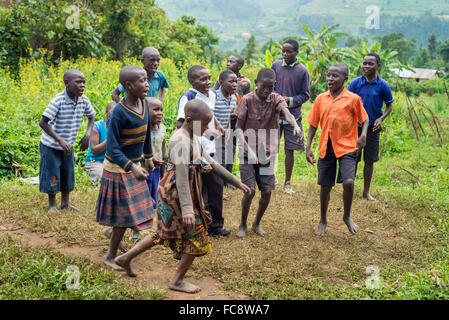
[356,135,367,153]
[230,112,237,120]
[131,164,149,181]
[79,134,90,151]
[182,213,195,230]
[293,125,303,142]
[145,158,154,172]
[202,164,213,173]
[373,118,383,132]
[239,183,251,195]
[306,149,316,165]
[152,157,164,168]
[58,139,72,155]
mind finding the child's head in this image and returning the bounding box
[326,63,349,93]
[187,65,211,95]
[148,97,163,126]
[119,66,149,100]
[141,47,160,76]
[363,53,381,78]
[184,99,213,136]
[105,102,115,127]
[282,39,299,65]
[255,68,276,100]
[218,70,238,96]
[63,69,85,98]
[226,54,244,74]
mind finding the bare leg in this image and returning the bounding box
[60,192,80,211]
[315,186,331,236]
[104,227,128,253]
[169,254,200,293]
[252,191,271,237]
[284,149,294,185]
[104,226,126,271]
[363,163,376,201]
[237,190,255,238]
[48,194,58,212]
[115,234,156,277]
[342,178,359,234]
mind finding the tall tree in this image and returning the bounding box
[243,34,257,65]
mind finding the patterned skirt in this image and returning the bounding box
[95,169,155,230]
[156,163,212,240]
[152,229,211,260]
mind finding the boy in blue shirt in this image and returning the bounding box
[39,69,95,213]
[111,47,169,103]
[347,53,394,201]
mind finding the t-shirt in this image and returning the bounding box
[307,88,368,159]
[40,90,96,150]
[177,88,217,155]
[236,91,286,157]
[118,70,169,98]
[214,87,237,129]
[347,75,394,125]
[271,60,310,119]
[85,120,107,164]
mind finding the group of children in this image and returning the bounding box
[38,41,393,293]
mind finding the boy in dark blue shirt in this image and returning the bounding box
[347,53,393,201]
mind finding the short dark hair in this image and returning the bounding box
[119,66,146,87]
[187,65,208,83]
[256,68,276,82]
[219,70,235,83]
[229,54,245,67]
[283,39,299,52]
[185,99,212,120]
[330,63,349,78]
[366,52,381,65]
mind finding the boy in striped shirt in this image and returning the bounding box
[39,69,96,212]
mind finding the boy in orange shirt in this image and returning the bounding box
[305,63,369,236]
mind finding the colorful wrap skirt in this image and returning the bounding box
[155,163,212,258]
[95,169,155,231]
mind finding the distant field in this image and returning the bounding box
[159,0,449,50]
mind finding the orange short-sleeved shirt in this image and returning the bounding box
[307,88,368,159]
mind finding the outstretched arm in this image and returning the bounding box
[281,106,303,142]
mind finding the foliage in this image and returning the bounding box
[0,235,164,300]
[0,0,219,73]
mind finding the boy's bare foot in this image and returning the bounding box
[363,193,377,201]
[252,224,267,237]
[104,255,125,272]
[343,216,359,234]
[115,255,136,277]
[103,227,128,253]
[169,280,201,294]
[48,206,58,213]
[314,222,327,236]
[236,225,247,238]
[61,204,80,212]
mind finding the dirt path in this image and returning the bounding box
[0,222,248,300]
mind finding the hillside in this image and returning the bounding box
[158,0,449,50]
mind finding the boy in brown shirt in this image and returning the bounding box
[235,68,303,238]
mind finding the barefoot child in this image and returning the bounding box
[115,99,251,293]
[305,63,369,236]
[39,69,95,212]
[95,66,155,270]
[235,68,303,238]
[111,47,169,103]
[131,97,167,243]
[348,53,394,201]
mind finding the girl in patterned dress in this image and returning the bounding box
[115,99,250,294]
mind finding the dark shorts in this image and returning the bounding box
[239,156,275,192]
[357,125,380,164]
[280,117,305,151]
[39,142,75,194]
[317,139,357,187]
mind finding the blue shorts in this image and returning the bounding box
[39,142,75,194]
[146,167,160,209]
